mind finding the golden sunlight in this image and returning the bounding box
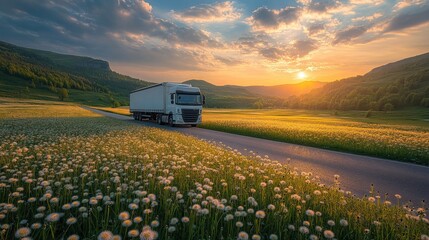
[297,71,307,80]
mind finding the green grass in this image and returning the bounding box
[0,72,122,106]
[200,108,429,165]
[0,99,428,240]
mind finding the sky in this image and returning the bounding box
[0,0,428,86]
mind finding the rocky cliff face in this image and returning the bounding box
[72,58,111,71]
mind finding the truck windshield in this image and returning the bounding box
[176,93,202,105]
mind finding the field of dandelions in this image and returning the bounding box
[0,100,428,240]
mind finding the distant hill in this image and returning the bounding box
[182,79,326,108]
[287,52,429,110]
[241,81,327,99]
[182,80,263,108]
[0,41,151,106]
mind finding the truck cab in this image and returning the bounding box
[130,82,205,127]
[166,83,204,126]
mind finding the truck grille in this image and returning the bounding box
[181,109,199,123]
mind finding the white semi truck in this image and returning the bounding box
[130,82,205,126]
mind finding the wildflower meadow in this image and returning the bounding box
[0,101,428,240]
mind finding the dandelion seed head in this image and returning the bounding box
[150,220,159,228]
[66,217,77,225]
[305,209,314,217]
[98,231,113,240]
[251,235,261,240]
[340,219,348,227]
[255,210,266,219]
[324,230,335,239]
[118,211,130,221]
[128,229,139,237]
[46,212,61,222]
[67,234,80,240]
[269,234,278,240]
[238,231,249,240]
[15,227,31,238]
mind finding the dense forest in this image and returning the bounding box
[285,52,429,110]
[0,41,150,105]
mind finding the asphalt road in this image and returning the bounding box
[84,107,429,204]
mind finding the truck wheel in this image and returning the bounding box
[168,115,175,127]
[157,114,163,125]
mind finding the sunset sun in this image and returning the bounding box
[297,71,307,80]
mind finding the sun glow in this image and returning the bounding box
[297,71,307,80]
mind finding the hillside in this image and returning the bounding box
[0,41,151,106]
[287,52,429,110]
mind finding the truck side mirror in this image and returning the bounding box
[202,95,206,105]
[170,94,174,104]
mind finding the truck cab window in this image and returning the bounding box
[176,93,202,105]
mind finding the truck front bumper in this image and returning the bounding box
[173,114,202,125]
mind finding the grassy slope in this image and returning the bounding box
[0,98,427,239]
[0,72,117,106]
[292,52,429,110]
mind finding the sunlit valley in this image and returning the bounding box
[1,0,428,240]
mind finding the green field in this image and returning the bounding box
[0,99,428,240]
[201,109,429,165]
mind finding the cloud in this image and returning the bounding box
[173,1,241,23]
[350,0,384,5]
[352,13,382,22]
[333,26,368,44]
[393,0,425,11]
[385,4,429,32]
[306,23,325,35]
[292,40,318,57]
[0,0,223,72]
[298,0,343,13]
[236,34,318,60]
[249,6,301,30]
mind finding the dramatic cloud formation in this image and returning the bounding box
[299,0,343,12]
[249,6,301,30]
[333,26,369,44]
[237,33,318,61]
[393,0,425,11]
[0,0,223,71]
[173,1,241,23]
[385,4,429,32]
[0,0,428,85]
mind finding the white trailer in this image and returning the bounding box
[130,82,205,126]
